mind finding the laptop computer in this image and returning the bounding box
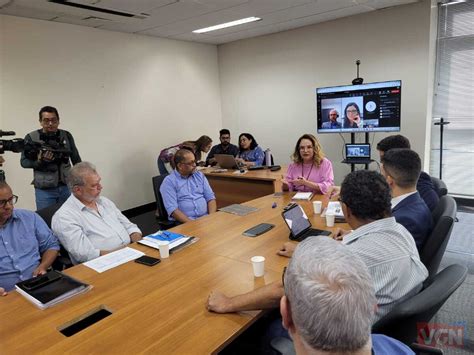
[344,143,372,164]
[214,154,239,169]
[282,203,331,241]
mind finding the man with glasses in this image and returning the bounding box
[0,182,59,295]
[52,162,142,264]
[160,149,216,223]
[205,129,239,166]
[21,106,82,210]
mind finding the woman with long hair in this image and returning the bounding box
[235,133,265,167]
[282,134,334,194]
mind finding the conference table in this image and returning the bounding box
[0,193,348,354]
[202,166,287,208]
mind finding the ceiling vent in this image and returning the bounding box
[48,0,149,19]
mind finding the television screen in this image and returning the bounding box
[317,80,401,133]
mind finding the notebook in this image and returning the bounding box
[344,143,371,164]
[282,204,331,241]
[139,231,197,253]
[15,270,91,310]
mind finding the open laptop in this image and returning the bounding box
[282,203,331,241]
[344,143,372,164]
[214,154,239,169]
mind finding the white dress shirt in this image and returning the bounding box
[342,217,428,321]
[52,194,141,264]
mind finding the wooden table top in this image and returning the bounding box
[0,193,347,354]
[202,166,287,182]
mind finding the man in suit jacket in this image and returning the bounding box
[381,148,433,250]
[377,135,439,211]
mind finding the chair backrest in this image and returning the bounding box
[152,174,169,221]
[372,264,467,345]
[421,195,457,277]
[36,201,65,228]
[430,176,448,197]
[36,201,72,270]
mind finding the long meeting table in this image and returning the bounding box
[0,193,348,354]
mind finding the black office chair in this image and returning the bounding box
[420,195,457,278]
[372,264,467,351]
[430,176,448,198]
[152,175,179,230]
[36,201,73,270]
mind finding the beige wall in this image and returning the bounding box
[218,0,434,184]
[0,15,222,210]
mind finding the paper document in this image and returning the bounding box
[84,247,144,273]
[292,192,313,200]
[322,201,345,220]
[138,230,196,252]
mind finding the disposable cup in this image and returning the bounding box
[251,256,265,277]
[326,213,335,227]
[158,242,170,259]
[313,201,322,214]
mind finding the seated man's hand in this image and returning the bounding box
[207,290,233,313]
[129,232,142,243]
[0,287,7,296]
[32,265,48,277]
[277,242,297,258]
[330,228,350,241]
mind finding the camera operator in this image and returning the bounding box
[21,106,81,210]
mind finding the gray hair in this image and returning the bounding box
[284,236,376,352]
[67,162,98,190]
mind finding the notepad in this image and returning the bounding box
[15,270,91,310]
[292,192,313,200]
[138,231,197,253]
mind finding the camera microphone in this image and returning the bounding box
[0,130,16,136]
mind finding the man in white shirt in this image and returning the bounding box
[52,162,142,264]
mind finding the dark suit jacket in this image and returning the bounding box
[417,171,439,211]
[392,192,433,250]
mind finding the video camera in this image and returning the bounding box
[0,130,25,154]
[0,130,26,182]
[23,131,72,164]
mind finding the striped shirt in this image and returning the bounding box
[342,217,428,321]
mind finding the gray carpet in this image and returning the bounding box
[434,211,474,354]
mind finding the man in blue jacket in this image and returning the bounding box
[381,148,433,250]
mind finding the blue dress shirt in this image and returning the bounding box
[160,170,216,220]
[238,146,265,166]
[0,209,60,291]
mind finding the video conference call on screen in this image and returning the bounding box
[316,80,402,133]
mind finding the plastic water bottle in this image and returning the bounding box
[265,148,272,167]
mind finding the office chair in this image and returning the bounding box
[36,201,73,270]
[372,264,467,352]
[430,176,448,197]
[152,175,179,230]
[421,195,457,278]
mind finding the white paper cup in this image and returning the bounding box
[251,256,265,277]
[313,201,322,214]
[158,242,170,259]
[326,213,335,227]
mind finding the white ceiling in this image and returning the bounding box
[0,0,419,45]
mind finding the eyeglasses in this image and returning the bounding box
[282,266,287,289]
[42,119,59,125]
[0,195,18,208]
[181,160,196,166]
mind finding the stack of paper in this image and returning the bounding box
[139,231,196,252]
[322,201,345,221]
[83,247,144,273]
[292,192,313,200]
